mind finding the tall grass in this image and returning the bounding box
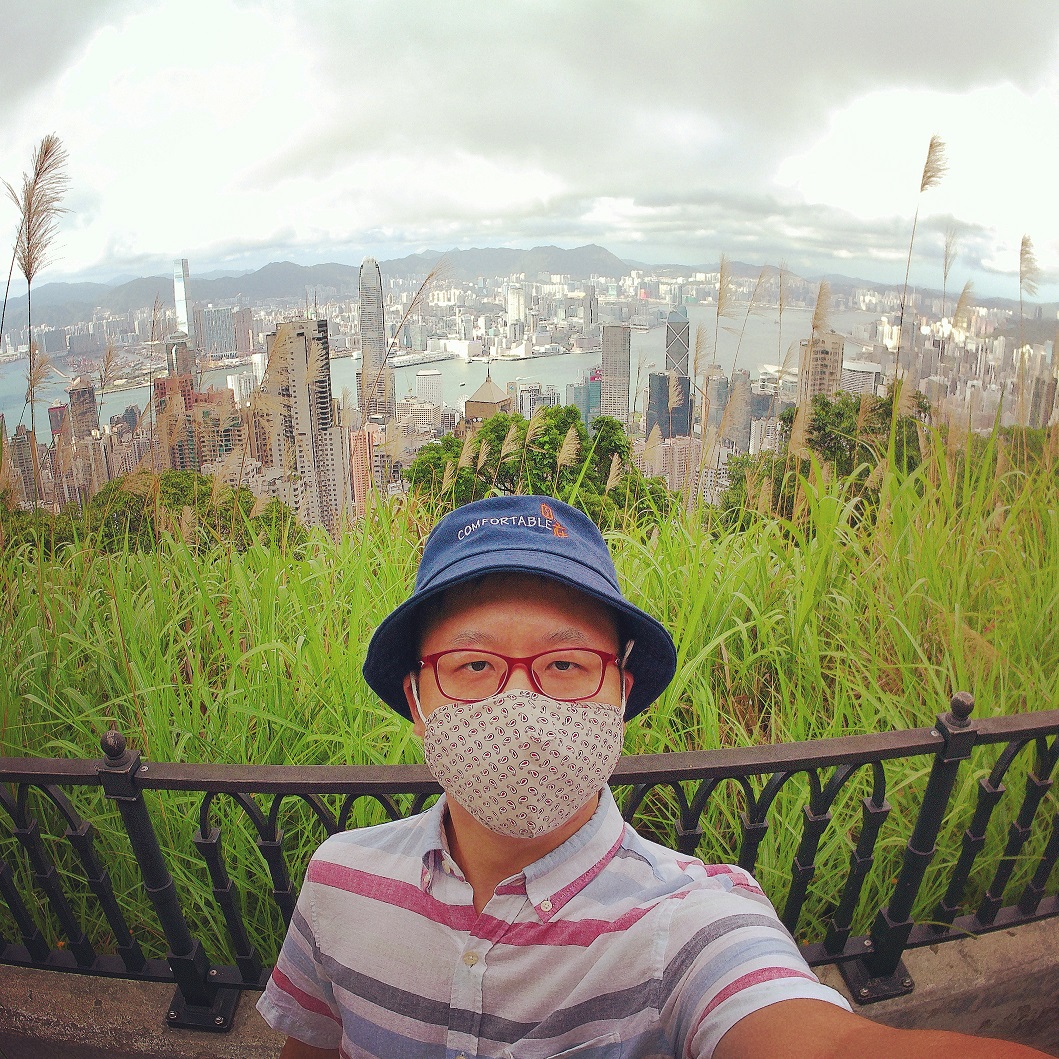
[0,435,1056,956]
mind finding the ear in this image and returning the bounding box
[403,673,425,737]
[623,668,634,700]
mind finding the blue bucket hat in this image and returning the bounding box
[363,495,677,721]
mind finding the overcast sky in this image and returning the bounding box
[2,0,1057,299]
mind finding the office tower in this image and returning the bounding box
[416,369,443,406]
[705,368,729,429]
[9,425,38,507]
[566,368,602,430]
[173,259,193,343]
[583,285,599,329]
[646,372,692,440]
[233,307,255,353]
[48,403,69,441]
[260,319,351,533]
[665,307,690,375]
[798,331,845,403]
[359,258,394,421]
[507,284,526,324]
[201,307,237,356]
[723,370,752,452]
[600,324,631,429]
[67,377,99,440]
[840,360,882,397]
[166,335,195,378]
[350,427,375,516]
[192,307,206,352]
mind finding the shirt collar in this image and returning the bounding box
[415,788,627,918]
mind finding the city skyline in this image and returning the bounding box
[1,2,1057,300]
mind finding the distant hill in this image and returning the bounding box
[379,243,630,280]
[3,245,1051,330]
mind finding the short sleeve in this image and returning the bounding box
[659,865,850,1058]
[256,868,343,1049]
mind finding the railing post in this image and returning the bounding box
[839,692,976,1003]
[97,728,240,1032]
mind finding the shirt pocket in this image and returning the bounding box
[503,1031,623,1058]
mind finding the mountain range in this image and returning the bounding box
[0,244,1048,333]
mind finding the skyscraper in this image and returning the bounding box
[665,307,690,376]
[173,259,193,343]
[416,369,443,406]
[260,319,351,533]
[201,306,237,355]
[798,331,845,404]
[646,372,692,440]
[601,324,631,429]
[358,258,394,421]
[67,377,99,441]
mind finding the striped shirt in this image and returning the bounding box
[257,787,848,1057]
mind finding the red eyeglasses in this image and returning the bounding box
[419,647,621,703]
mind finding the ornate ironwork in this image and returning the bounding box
[0,695,1053,1031]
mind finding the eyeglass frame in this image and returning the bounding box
[418,646,624,703]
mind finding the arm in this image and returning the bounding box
[279,1036,340,1059]
[714,999,1050,1059]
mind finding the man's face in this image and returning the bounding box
[403,574,632,732]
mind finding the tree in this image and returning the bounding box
[404,407,673,528]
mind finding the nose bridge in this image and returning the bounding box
[501,658,537,693]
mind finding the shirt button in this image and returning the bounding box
[463,952,479,966]
[540,899,553,912]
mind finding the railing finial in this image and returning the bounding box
[101,725,128,763]
[948,692,975,729]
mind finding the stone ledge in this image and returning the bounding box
[0,918,1055,1058]
[817,917,1059,1057]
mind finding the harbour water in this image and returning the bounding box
[0,306,879,439]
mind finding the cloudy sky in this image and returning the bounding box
[2,0,1058,298]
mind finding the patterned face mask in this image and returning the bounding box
[413,689,625,840]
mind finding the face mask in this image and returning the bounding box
[413,688,625,840]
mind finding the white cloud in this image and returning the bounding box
[1,0,1057,296]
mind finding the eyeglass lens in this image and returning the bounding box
[434,649,606,701]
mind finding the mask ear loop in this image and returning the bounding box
[410,672,428,726]
[619,640,634,713]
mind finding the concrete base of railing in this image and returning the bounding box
[0,918,1055,1058]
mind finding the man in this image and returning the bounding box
[258,495,1045,1058]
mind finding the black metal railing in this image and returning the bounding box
[0,694,1055,1031]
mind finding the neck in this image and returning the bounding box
[444,793,600,915]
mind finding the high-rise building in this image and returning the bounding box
[201,307,237,356]
[166,335,195,378]
[507,284,526,325]
[600,324,631,428]
[583,285,599,329]
[260,319,351,533]
[665,307,690,376]
[9,425,39,507]
[67,377,99,441]
[799,331,845,403]
[723,370,752,452]
[839,360,882,397]
[566,368,602,430]
[359,258,394,421]
[416,369,444,407]
[350,427,376,516]
[233,307,255,354]
[646,372,692,440]
[173,259,193,344]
